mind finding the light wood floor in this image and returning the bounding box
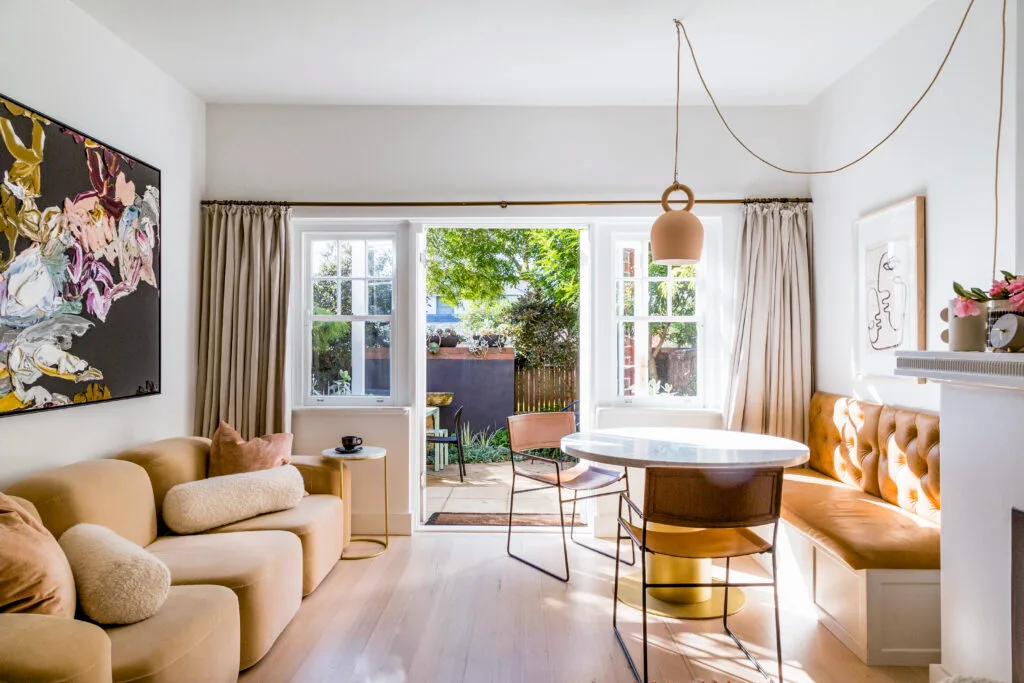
[240,533,930,683]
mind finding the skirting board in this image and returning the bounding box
[350,513,413,536]
[929,663,951,683]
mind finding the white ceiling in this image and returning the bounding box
[71,0,935,106]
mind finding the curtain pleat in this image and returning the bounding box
[195,204,290,439]
[726,203,813,442]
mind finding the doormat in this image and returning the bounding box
[425,512,584,527]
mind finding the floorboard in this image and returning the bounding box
[240,533,930,683]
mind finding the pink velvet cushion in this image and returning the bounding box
[208,421,292,478]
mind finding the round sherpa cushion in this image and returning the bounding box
[59,523,170,625]
[162,465,305,535]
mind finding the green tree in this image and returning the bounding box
[506,289,578,370]
[426,228,580,306]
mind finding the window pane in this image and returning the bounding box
[648,243,667,277]
[312,241,338,277]
[368,280,392,315]
[311,321,352,396]
[621,247,636,277]
[618,322,636,397]
[649,322,698,397]
[648,281,669,316]
[337,280,353,315]
[365,322,391,396]
[313,279,338,315]
[367,241,394,277]
[338,241,354,276]
[616,281,635,316]
[671,281,696,316]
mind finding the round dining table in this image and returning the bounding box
[561,427,809,619]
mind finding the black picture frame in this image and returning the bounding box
[0,92,162,418]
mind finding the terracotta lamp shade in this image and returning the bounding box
[650,183,704,265]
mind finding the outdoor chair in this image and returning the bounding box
[427,405,466,482]
[506,411,634,582]
[613,466,785,683]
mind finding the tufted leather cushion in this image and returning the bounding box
[806,393,940,524]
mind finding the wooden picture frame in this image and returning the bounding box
[854,196,926,380]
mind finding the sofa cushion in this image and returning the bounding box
[162,465,305,534]
[59,524,170,625]
[105,585,239,683]
[210,494,343,594]
[146,530,302,669]
[782,469,940,570]
[5,459,158,547]
[808,392,940,524]
[0,493,76,617]
[0,613,111,683]
[209,421,292,478]
[115,437,212,515]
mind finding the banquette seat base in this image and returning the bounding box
[759,393,941,667]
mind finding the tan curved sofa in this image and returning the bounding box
[0,495,240,683]
[2,438,348,680]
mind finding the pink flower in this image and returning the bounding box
[1007,277,1024,295]
[954,297,981,317]
[990,282,1007,297]
[1011,291,1024,313]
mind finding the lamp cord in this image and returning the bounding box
[673,20,681,185]
[993,0,1007,278]
[675,0,1007,276]
[677,0,976,175]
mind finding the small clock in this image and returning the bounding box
[989,313,1024,351]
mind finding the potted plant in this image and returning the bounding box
[953,272,1024,348]
[440,328,460,347]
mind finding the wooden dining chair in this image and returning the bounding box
[506,411,635,582]
[613,466,785,683]
[427,406,466,481]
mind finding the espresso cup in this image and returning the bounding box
[341,436,362,450]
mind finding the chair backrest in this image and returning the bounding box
[506,412,576,453]
[643,466,784,529]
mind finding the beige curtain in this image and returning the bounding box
[725,202,813,441]
[195,204,291,439]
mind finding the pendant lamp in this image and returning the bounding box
[651,20,704,265]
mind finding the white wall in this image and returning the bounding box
[810,0,1017,412]
[0,0,205,485]
[206,104,810,201]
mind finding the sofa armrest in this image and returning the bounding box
[291,454,341,496]
[291,454,352,547]
[0,614,111,683]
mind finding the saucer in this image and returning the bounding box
[335,445,363,454]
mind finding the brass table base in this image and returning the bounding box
[341,537,388,561]
[617,574,746,619]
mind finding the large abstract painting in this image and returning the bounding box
[0,94,160,417]
[855,196,925,379]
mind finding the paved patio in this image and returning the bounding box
[426,461,563,515]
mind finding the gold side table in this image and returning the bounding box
[321,446,388,560]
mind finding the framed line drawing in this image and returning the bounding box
[855,195,925,379]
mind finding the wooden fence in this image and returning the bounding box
[514,366,578,413]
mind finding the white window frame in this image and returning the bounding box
[595,219,725,409]
[297,228,399,406]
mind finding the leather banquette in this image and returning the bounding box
[781,392,940,571]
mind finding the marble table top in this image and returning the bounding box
[561,427,809,469]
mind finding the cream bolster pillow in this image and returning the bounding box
[162,465,305,535]
[59,524,170,625]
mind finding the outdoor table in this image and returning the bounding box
[561,427,808,619]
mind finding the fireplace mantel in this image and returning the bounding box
[895,349,1024,681]
[895,350,1024,389]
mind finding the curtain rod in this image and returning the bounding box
[199,197,811,208]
